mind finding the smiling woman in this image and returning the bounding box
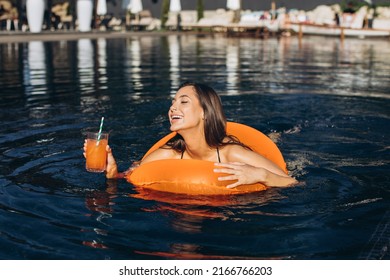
[92,81,297,191]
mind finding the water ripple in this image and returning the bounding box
[0,35,389,259]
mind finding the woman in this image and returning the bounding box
[85,82,297,188]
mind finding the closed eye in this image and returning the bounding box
[172,94,191,105]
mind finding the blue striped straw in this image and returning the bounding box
[96,117,104,146]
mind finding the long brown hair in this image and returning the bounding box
[165,82,248,153]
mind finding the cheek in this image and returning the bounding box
[189,107,203,121]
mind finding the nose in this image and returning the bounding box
[170,105,177,112]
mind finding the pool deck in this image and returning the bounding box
[0,30,213,43]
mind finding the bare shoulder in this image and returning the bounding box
[140,146,180,165]
[222,144,258,162]
[222,144,286,175]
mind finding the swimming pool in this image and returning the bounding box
[0,34,389,259]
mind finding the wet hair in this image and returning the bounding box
[165,82,249,153]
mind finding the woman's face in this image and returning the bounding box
[168,86,204,132]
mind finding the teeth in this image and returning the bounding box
[171,115,182,119]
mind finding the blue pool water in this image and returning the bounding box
[0,34,389,260]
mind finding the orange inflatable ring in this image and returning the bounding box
[126,122,287,195]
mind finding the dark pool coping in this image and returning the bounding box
[0,30,217,43]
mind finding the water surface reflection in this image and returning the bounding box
[0,34,389,260]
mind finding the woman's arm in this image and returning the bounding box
[214,145,297,188]
[139,146,178,165]
[104,146,176,179]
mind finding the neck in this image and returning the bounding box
[179,128,215,161]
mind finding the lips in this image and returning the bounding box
[170,114,183,123]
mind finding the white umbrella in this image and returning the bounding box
[227,0,241,11]
[97,0,107,16]
[128,0,143,14]
[169,0,181,13]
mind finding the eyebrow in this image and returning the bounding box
[172,94,191,101]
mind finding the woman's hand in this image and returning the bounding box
[105,145,119,179]
[83,140,119,179]
[214,162,297,189]
[214,162,267,189]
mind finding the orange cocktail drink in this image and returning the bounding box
[86,132,109,173]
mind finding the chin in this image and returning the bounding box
[170,124,179,132]
[169,121,184,131]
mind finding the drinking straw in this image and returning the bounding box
[96,117,104,146]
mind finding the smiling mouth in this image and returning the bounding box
[170,115,183,122]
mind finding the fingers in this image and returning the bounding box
[226,182,240,189]
[214,165,239,188]
[214,167,239,183]
[217,174,237,181]
[214,162,245,168]
[214,163,244,174]
[214,162,248,189]
[217,174,240,189]
[213,167,237,175]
